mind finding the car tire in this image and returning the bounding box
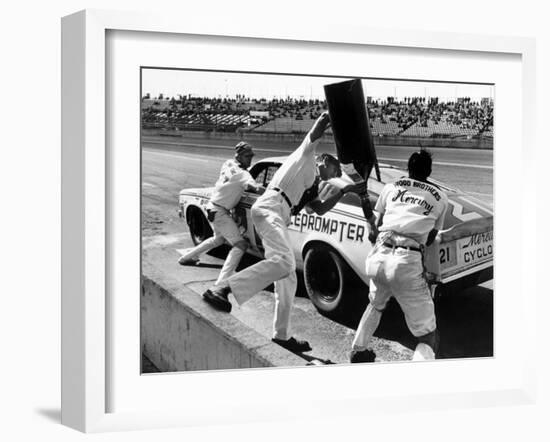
[186,207,213,245]
[303,244,359,316]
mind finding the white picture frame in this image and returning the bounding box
[61,9,537,433]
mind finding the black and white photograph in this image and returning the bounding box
[5,0,547,437]
[140,68,494,373]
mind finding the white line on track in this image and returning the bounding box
[143,139,288,155]
[143,139,493,169]
[378,156,493,170]
[468,191,493,198]
[144,139,247,150]
[459,195,493,212]
[143,148,211,162]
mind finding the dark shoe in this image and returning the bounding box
[272,337,312,353]
[350,348,376,363]
[178,256,199,266]
[202,286,232,313]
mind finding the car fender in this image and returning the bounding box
[288,206,371,284]
[184,203,209,224]
[179,189,212,224]
[179,189,253,249]
[299,232,370,285]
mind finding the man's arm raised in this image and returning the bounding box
[303,111,331,155]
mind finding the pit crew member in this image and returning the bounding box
[178,142,262,286]
[350,149,449,362]
[201,112,354,353]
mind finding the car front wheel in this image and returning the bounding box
[186,207,213,245]
[303,244,359,316]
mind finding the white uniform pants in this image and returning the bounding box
[352,241,436,351]
[228,192,296,340]
[180,207,245,285]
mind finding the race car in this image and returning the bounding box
[178,156,493,316]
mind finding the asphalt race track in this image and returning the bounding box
[141,134,494,367]
[142,134,493,204]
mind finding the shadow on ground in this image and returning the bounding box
[179,247,493,360]
[308,279,493,359]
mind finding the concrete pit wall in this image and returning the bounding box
[141,264,306,372]
[142,128,493,150]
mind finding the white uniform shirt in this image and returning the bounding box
[376,177,449,245]
[209,159,256,210]
[267,134,320,206]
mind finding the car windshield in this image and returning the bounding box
[250,162,281,187]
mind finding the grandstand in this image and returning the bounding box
[257,117,321,134]
[370,120,401,136]
[141,95,493,139]
[400,120,479,138]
